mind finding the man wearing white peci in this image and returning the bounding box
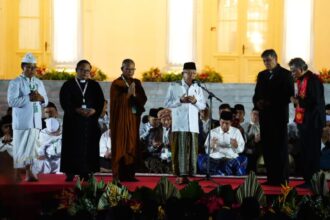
[7,53,48,182]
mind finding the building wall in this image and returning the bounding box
[313,0,330,72]
[0,1,330,80]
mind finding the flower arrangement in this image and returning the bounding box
[35,65,107,81]
[142,66,223,83]
[319,68,330,83]
[42,171,330,220]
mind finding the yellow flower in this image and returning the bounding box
[280,182,292,198]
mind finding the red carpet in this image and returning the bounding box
[1,173,329,219]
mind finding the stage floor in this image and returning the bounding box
[1,173,326,195]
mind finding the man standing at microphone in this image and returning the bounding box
[164,62,206,184]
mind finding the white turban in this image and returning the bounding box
[21,53,37,64]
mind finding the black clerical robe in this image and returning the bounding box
[60,78,105,174]
[296,71,325,181]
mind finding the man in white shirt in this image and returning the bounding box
[199,111,247,176]
[164,62,206,184]
[99,129,111,172]
[7,53,48,181]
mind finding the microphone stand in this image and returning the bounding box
[195,81,222,181]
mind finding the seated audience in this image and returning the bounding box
[320,104,330,170]
[234,104,249,133]
[198,111,247,175]
[139,108,161,141]
[98,100,110,134]
[0,115,14,179]
[143,108,172,173]
[243,108,262,173]
[42,102,61,128]
[0,115,13,157]
[198,104,219,154]
[32,118,62,174]
[218,103,231,115]
[99,129,111,172]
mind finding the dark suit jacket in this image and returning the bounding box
[253,64,294,123]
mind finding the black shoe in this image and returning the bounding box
[65,174,74,182]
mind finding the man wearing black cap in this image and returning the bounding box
[140,108,161,141]
[164,62,206,184]
[198,111,246,175]
[42,101,60,129]
[253,49,294,185]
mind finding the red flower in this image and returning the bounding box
[196,195,224,214]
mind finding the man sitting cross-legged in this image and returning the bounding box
[198,111,247,176]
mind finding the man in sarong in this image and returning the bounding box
[164,62,206,184]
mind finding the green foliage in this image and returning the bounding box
[208,184,236,206]
[319,68,330,83]
[131,186,157,202]
[64,176,106,216]
[298,195,330,219]
[142,66,223,82]
[38,69,75,80]
[180,181,204,201]
[236,171,266,206]
[35,65,107,81]
[310,171,329,196]
[97,181,131,210]
[153,176,180,204]
[53,174,330,219]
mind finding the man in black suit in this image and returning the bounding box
[253,49,294,185]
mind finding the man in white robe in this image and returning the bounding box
[7,53,48,181]
[32,118,61,174]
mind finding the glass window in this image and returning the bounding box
[168,0,195,65]
[284,0,312,63]
[217,0,238,53]
[19,0,40,50]
[53,0,81,66]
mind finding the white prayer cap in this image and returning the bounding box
[45,118,60,133]
[21,53,37,64]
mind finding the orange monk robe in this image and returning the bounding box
[110,77,147,178]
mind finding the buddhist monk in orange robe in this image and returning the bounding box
[110,59,147,182]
